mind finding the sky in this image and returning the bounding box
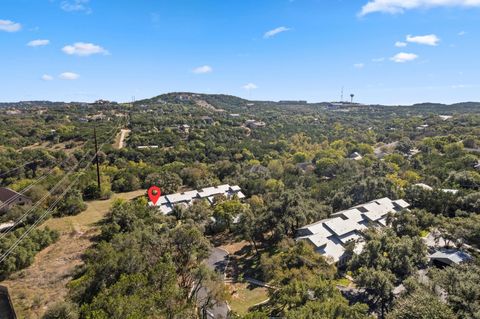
[1,0,479,105]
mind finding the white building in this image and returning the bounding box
[296,198,410,265]
[149,184,245,215]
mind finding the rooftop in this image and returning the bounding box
[297,197,409,263]
[429,249,472,265]
[150,184,245,215]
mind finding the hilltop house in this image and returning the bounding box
[0,187,32,213]
[296,198,410,265]
[149,184,245,215]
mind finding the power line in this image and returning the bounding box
[0,123,120,239]
[0,156,73,211]
[0,123,121,263]
[0,160,36,178]
[0,136,100,210]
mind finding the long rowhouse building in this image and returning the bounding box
[296,197,410,265]
[149,184,245,214]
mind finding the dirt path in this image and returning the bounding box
[113,129,130,149]
[1,189,146,319]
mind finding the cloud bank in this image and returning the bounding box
[264,26,290,39]
[59,72,80,80]
[0,19,21,32]
[360,0,480,16]
[62,42,109,56]
[192,65,213,74]
[28,39,50,47]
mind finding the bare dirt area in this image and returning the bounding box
[113,129,130,150]
[22,141,85,155]
[193,99,225,112]
[2,230,92,319]
[1,189,146,319]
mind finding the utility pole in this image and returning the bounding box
[93,126,101,192]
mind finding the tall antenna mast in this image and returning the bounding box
[341,87,344,102]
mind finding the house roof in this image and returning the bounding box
[299,220,334,238]
[332,209,365,223]
[166,190,199,204]
[324,217,366,236]
[317,236,346,263]
[429,249,471,265]
[297,197,409,264]
[0,187,26,203]
[198,185,231,198]
[337,231,361,245]
[151,184,245,215]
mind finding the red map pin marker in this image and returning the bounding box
[148,186,161,205]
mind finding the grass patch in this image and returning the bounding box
[42,189,146,234]
[228,282,269,315]
[333,277,351,287]
[420,229,430,238]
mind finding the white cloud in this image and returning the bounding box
[406,34,440,46]
[27,39,50,47]
[62,42,109,56]
[192,65,213,74]
[243,83,258,90]
[61,0,91,13]
[41,74,54,81]
[395,41,407,47]
[264,26,290,39]
[354,63,365,69]
[451,84,472,89]
[360,0,480,16]
[390,52,419,63]
[458,31,466,36]
[59,72,80,80]
[0,19,21,32]
[372,57,385,62]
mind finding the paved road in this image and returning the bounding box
[197,247,229,319]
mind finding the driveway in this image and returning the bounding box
[197,247,229,319]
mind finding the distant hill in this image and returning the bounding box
[136,92,254,112]
[2,93,479,111]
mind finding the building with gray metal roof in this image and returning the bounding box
[297,197,409,264]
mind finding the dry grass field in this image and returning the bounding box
[1,189,146,319]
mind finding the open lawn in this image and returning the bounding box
[42,189,146,234]
[2,189,146,319]
[227,282,269,315]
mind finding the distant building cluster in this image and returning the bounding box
[296,197,410,265]
[149,184,245,215]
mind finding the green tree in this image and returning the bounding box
[388,289,456,319]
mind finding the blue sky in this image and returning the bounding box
[1,0,479,104]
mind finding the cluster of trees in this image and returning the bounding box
[241,240,369,318]
[47,198,227,318]
[0,226,58,279]
[1,95,480,318]
[345,209,480,319]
